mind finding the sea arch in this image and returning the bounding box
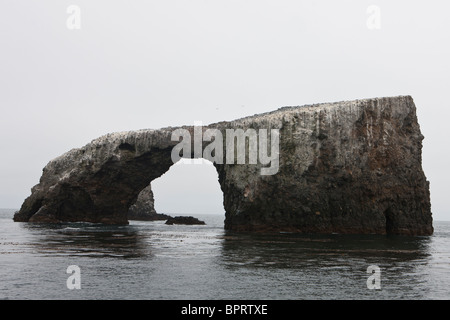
[13,97,433,235]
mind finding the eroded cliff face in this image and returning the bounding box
[14,96,433,235]
[218,96,432,235]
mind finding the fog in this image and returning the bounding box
[0,1,448,219]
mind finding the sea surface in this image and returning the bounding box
[0,208,449,300]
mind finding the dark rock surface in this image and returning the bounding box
[165,216,206,225]
[14,96,433,235]
[127,184,171,221]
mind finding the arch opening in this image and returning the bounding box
[151,158,225,217]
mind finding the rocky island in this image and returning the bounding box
[14,96,433,235]
[165,216,206,225]
[127,184,170,221]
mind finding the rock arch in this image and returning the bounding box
[14,96,433,235]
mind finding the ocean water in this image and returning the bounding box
[0,208,449,300]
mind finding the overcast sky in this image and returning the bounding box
[1,1,449,220]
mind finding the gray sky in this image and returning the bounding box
[1,1,449,220]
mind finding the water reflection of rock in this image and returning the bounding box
[20,223,152,258]
[218,232,434,299]
[219,232,433,268]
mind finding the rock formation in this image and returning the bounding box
[14,96,433,235]
[127,184,171,221]
[165,216,206,225]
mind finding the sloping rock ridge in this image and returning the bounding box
[127,184,171,221]
[14,96,433,235]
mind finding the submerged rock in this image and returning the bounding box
[165,216,206,225]
[14,96,433,235]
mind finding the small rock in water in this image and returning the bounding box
[165,216,206,225]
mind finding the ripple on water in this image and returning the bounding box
[0,211,449,299]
